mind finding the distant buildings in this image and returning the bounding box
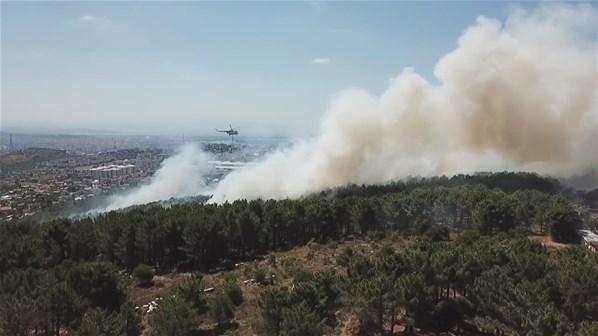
[135,151,163,172]
[0,136,276,221]
[0,148,166,221]
[207,160,255,172]
[88,164,137,179]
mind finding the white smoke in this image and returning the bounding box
[97,4,597,209]
[210,3,597,202]
[100,144,211,211]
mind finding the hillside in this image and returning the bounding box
[128,233,596,336]
[1,173,597,336]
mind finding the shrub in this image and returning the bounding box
[177,274,207,313]
[280,303,324,336]
[336,247,354,267]
[223,277,244,306]
[548,206,582,243]
[366,231,384,241]
[258,287,290,335]
[147,296,197,336]
[456,229,481,244]
[68,262,127,311]
[307,239,320,251]
[74,308,125,336]
[210,294,234,326]
[424,225,450,242]
[278,257,298,276]
[132,264,154,287]
[268,254,277,265]
[255,267,268,285]
[431,299,464,332]
[74,304,140,336]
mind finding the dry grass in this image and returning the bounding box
[528,235,570,251]
[128,239,369,335]
[129,235,485,336]
[129,273,192,307]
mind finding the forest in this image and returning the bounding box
[1,172,596,335]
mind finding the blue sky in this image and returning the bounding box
[2,1,548,135]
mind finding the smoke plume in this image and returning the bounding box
[100,4,597,209]
[210,4,597,202]
[101,144,211,211]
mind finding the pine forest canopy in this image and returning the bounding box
[1,172,597,335]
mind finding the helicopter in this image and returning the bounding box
[215,124,239,136]
[216,124,239,145]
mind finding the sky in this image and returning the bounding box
[0,1,571,136]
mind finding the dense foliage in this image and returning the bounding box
[257,235,598,335]
[132,264,154,287]
[0,172,593,335]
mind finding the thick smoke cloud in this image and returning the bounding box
[101,144,211,211]
[210,4,597,202]
[100,4,597,209]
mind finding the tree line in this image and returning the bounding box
[0,172,589,335]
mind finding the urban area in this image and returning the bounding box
[0,131,280,221]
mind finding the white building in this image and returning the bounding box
[578,230,598,253]
[88,164,136,179]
